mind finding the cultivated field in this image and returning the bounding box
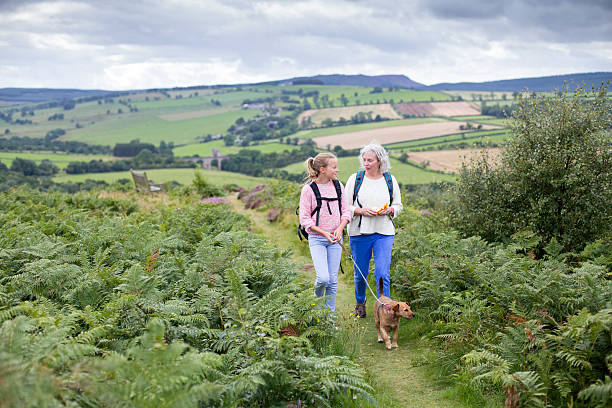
[394,101,481,117]
[404,148,502,173]
[298,103,401,125]
[311,121,504,149]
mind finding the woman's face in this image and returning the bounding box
[320,158,338,180]
[362,152,380,173]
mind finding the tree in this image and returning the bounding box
[450,84,612,252]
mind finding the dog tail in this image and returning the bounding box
[378,277,384,296]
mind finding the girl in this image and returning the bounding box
[299,153,351,311]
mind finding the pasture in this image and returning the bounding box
[311,121,504,149]
[53,167,268,188]
[281,155,456,184]
[298,103,401,125]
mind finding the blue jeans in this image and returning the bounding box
[308,234,342,311]
[349,233,394,304]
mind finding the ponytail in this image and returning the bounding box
[305,157,318,180]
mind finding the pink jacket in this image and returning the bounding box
[299,180,351,235]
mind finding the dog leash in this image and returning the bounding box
[336,240,388,306]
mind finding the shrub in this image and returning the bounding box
[450,83,612,252]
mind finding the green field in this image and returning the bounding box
[64,108,262,146]
[0,151,113,169]
[386,129,509,151]
[53,168,269,188]
[281,156,456,185]
[441,90,520,102]
[272,85,452,106]
[173,140,301,157]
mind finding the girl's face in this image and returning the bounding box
[362,152,380,173]
[320,158,338,180]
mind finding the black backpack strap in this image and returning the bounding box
[332,179,342,219]
[309,182,322,225]
[383,171,394,204]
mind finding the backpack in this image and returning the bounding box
[297,179,343,241]
[352,170,393,227]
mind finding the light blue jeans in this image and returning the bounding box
[308,234,342,311]
[350,233,394,304]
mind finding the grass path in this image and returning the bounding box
[226,194,474,408]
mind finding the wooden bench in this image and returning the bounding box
[130,169,163,194]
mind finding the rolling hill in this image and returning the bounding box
[427,72,612,92]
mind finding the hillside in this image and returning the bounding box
[282,74,426,89]
[427,71,612,92]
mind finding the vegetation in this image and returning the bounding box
[390,210,611,407]
[450,84,612,252]
[0,187,374,407]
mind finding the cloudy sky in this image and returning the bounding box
[1,0,610,90]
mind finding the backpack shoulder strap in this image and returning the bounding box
[383,171,393,204]
[308,182,323,225]
[352,170,366,203]
[332,179,342,216]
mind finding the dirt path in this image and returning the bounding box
[227,195,470,407]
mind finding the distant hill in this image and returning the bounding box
[281,74,426,89]
[0,88,126,104]
[427,72,612,92]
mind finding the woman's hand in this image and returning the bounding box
[379,207,394,216]
[359,208,378,217]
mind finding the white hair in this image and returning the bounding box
[359,141,391,174]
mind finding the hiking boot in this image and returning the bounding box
[354,302,366,318]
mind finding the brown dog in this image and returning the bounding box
[373,277,415,349]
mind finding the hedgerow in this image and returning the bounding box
[0,187,374,407]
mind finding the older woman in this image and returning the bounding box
[345,142,403,318]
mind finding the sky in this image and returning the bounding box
[0,0,611,90]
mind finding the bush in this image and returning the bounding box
[450,84,612,252]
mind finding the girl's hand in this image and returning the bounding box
[332,227,343,242]
[324,232,337,244]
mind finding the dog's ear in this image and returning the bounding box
[392,303,400,313]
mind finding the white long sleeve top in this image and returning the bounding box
[344,172,403,237]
